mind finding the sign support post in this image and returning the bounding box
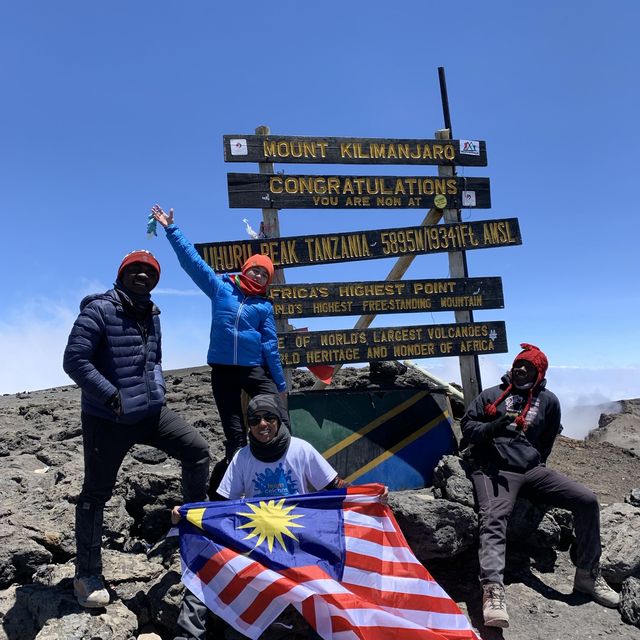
[436,128,481,405]
[255,124,293,391]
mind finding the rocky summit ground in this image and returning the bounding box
[0,365,639,639]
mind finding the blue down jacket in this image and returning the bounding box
[63,289,165,424]
[165,225,286,392]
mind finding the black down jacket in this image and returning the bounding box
[63,288,165,424]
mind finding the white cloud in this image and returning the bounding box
[0,285,207,395]
[0,281,107,393]
[0,297,80,394]
[1,297,638,443]
[406,357,640,439]
[547,366,640,439]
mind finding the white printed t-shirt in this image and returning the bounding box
[217,437,338,499]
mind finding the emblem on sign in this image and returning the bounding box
[459,139,480,156]
[434,195,448,210]
[229,139,248,156]
[462,191,477,207]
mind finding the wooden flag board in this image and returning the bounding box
[227,172,490,210]
[195,218,521,272]
[223,134,487,166]
[277,321,508,367]
[269,277,504,319]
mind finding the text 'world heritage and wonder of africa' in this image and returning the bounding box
[277,322,508,367]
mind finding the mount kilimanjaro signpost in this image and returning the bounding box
[223,134,488,166]
[210,126,519,405]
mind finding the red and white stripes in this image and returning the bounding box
[182,485,479,640]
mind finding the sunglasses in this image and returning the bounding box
[247,413,279,427]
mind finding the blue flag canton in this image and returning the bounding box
[181,492,346,580]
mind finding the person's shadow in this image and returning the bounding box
[515,548,593,607]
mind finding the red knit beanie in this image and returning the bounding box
[241,254,275,283]
[117,250,161,280]
[512,343,548,388]
[484,343,548,431]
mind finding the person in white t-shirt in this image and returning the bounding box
[172,393,346,640]
[217,394,344,499]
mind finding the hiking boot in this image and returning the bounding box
[573,567,619,608]
[74,574,110,608]
[482,582,509,628]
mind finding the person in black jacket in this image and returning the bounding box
[63,250,209,609]
[460,343,619,629]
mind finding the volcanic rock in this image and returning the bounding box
[588,399,640,454]
[0,366,639,639]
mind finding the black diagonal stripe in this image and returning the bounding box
[326,394,446,479]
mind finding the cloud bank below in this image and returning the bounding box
[1,295,638,440]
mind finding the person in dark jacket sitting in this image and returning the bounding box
[151,205,288,466]
[63,250,209,609]
[461,343,619,629]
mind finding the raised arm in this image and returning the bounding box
[151,204,221,297]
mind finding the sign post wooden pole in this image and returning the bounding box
[436,128,481,405]
[255,124,293,391]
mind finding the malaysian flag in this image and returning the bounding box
[178,483,479,640]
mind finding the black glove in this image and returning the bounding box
[480,413,513,440]
[106,391,121,416]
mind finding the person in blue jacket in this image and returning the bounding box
[151,205,288,466]
[63,250,209,609]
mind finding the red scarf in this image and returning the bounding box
[235,274,267,297]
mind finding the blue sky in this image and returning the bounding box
[1,1,638,436]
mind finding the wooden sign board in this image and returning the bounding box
[195,218,521,272]
[223,134,487,166]
[227,173,490,210]
[277,321,508,367]
[269,277,504,319]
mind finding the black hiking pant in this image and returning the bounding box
[471,464,602,586]
[75,407,209,577]
[209,364,289,461]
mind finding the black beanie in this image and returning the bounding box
[247,394,282,422]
